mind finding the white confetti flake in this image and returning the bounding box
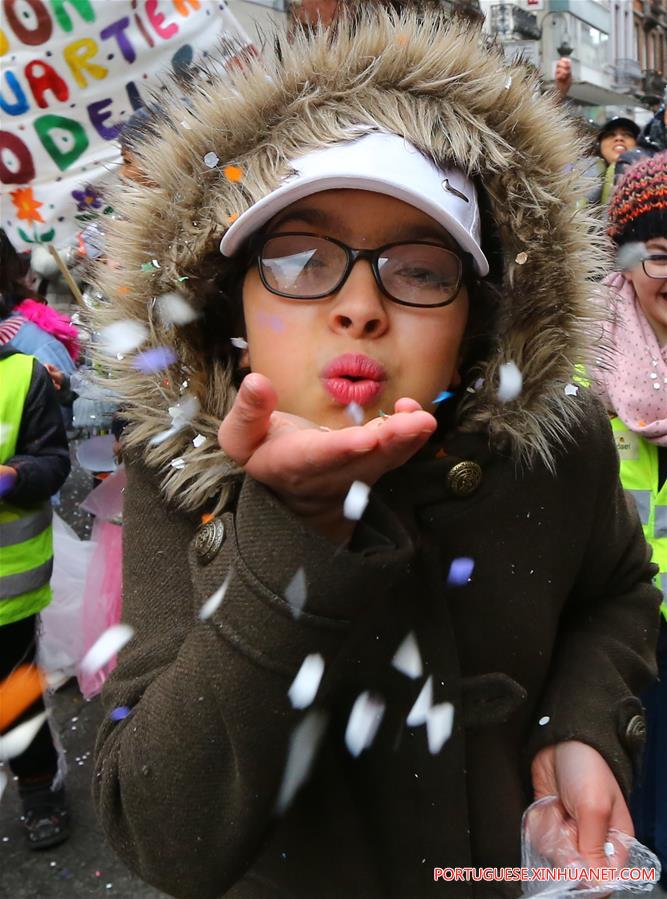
[199,570,232,621]
[497,362,522,403]
[564,383,578,396]
[99,320,148,356]
[80,624,135,676]
[391,632,423,680]
[230,336,248,349]
[346,402,364,426]
[603,841,615,857]
[345,692,385,758]
[285,567,307,618]
[180,119,192,130]
[0,712,49,762]
[276,710,327,814]
[0,770,6,802]
[288,654,325,709]
[426,702,454,754]
[155,292,199,326]
[538,715,550,726]
[616,241,647,272]
[203,151,219,168]
[170,457,186,470]
[343,481,370,521]
[504,75,512,89]
[407,675,433,727]
[193,434,207,448]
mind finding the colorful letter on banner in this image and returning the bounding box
[1,1,251,250]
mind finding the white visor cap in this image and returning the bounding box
[219,131,489,277]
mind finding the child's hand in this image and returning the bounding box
[531,741,633,868]
[218,373,437,542]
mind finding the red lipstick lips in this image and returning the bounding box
[321,353,387,406]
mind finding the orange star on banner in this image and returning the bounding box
[10,187,45,224]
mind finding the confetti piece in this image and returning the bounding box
[497,362,522,403]
[392,632,423,680]
[407,675,433,727]
[203,151,219,168]
[109,707,131,722]
[432,390,454,405]
[227,212,239,225]
[99,320,148,356]
[616,241,647,271]
[538,715,550,726]
[515,252,528,265]
[0,470,16,499]
[285,567,307,618]
[288,654,325,709]
[426,702,454,754]
[346,402,364,425]
[193,434,206,448]
[230,336,248,349]
[505,76,512,89]
[180,119,192,130]
[0,664,46,731]
[155,291,198,326]
[152,259,160,268]
[603,841,615,857]
[345,691,385,758]
[80,624,135,677]
[0,712,49,762]
[140,262,155,272]
[447,557,474,587]
[199,569,232,621]
[276,710,327,814]
[223,164,243,182]
[564,383,578,396]
[132,346,178,373]
[170,457,186,470]
[0,771,6,802]
[343,481,370,521]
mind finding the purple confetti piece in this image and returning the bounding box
[109,706,132,722]
[132,346,178,373]
[447,557,474,586]
[0,471,16,499]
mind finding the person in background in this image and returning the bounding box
[0,230,78,416]
[592,117,640,207]
[588,151,667,890]
[0,350,71,849]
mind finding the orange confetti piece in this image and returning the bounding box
[435,448,447,459]
[226,212,239,225]
[638,420,646,427]
[223,165,243,183]
[0,665,46,732]
[201,512,215,525]
[117,286,130,295]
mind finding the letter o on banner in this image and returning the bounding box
[0,130,36,184]
[3,0,53,46]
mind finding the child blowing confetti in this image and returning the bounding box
[92,7,660,897]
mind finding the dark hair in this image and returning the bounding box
[0,229,33,318]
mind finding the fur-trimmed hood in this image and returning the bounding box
[92,5,606,514]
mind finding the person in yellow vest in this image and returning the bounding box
[0,348,71,849]
[589,150,667,888]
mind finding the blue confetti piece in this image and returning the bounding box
[447,557,474,586]
[109,706,132,722]
[132,346,178,373]
[432,390,454,405]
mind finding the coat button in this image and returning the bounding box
[447,461,482,497]
[194,518,225,564]
[624,714,646,750]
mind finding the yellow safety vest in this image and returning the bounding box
[0,354,54,626]
[611,416,667,621]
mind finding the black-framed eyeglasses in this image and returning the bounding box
[254,232,466,308]
[642,255,667,280]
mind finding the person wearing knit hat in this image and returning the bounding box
[90,7,660,898]
[590,150,667,888]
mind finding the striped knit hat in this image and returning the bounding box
[608,151,667,245]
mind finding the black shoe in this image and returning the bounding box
[20,783,70,850]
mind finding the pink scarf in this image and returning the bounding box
[592,272,667,445]
[14,299,80,363]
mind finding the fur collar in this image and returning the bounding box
[91,6,607,513]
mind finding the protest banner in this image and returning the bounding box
[0,0,250,251]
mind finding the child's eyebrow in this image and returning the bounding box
[271,207,453,246]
